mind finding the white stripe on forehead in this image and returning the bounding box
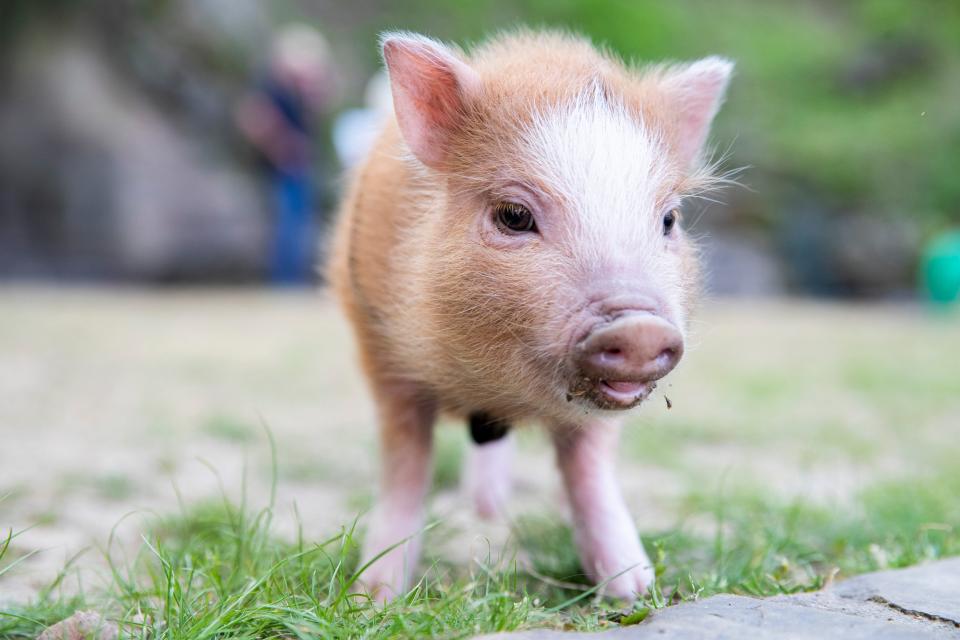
[520,85,669,258]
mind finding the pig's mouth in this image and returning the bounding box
[566,377,656,410]
[560,304,682,411]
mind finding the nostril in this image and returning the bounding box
[587,346,626,369]
[656,348,679,369]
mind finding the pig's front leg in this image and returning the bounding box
[551,419,654,600]
[356,379,436,602]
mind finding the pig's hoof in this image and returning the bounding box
[353,578,396,604]
[600,563,655,601]
[584,549,655,601]
[353,548,411,604]
[353,570,402,604]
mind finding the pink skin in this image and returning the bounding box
[551,420,654,599]
[356,379,435,601]
[464,435,515,519]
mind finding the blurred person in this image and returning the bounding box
[237,24,333,284]
[332,71,393,169]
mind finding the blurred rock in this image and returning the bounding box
[37,611,117,640]
[0,33,267,281]
[831,214,919,296]
[701,231,787,297]
[777,197,919,298]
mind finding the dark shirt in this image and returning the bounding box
[261,76,310,137]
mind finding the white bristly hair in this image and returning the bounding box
[519,82,686,326]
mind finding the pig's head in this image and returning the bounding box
[381,31,733,421]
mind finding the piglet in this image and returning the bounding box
[327,30,733,602]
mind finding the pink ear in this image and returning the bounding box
[661,56,734,168]
[381,33,480,169]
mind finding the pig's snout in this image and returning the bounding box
[573,313,683,408]
[578,314,684,381]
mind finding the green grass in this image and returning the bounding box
[5,399,960,639]
[201,414,258,444]
[3,462,958,639]
[2,298,957,638]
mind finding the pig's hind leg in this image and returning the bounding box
[551,419,654,601]
[356,378,436,602]
[463,413,514,519]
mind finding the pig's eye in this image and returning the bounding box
[662,210,678,236]
[495,202,537,234]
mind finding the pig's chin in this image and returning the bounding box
[566,377,656,411]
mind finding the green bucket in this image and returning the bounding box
[921,230,960,305]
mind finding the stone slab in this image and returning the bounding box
[833,557,960,625]
[476,558,960,639]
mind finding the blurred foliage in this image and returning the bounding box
[8,0,957,228]
[329,0,959,233]
[2,0,958,291]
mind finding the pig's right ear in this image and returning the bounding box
[381,33,480,169]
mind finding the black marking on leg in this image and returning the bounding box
[468,411,511,445]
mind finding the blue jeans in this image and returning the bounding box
[270,169,314,284]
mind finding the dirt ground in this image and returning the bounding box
[2,287,958,602]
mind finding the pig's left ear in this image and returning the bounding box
[381,33,481,169]
[659,56,734,168]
